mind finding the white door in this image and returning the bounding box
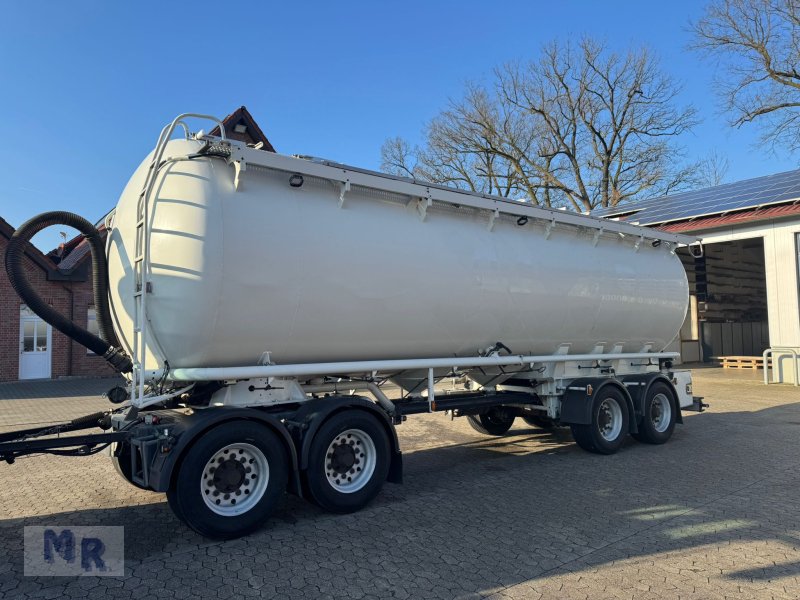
[19,309,52,380]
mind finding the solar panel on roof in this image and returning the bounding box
[593,168,800,225]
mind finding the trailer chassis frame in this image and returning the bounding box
[0,431,130,463]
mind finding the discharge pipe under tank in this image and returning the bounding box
[4,211,132,373]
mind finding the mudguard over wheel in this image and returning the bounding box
[111,442,149,491]
[632,381,677,444]
[167,421,288,539]
[570,387,630,455]
[467,407,516,436]
[304,409,391,513]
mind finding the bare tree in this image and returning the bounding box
[694,150,731,187]
[381,90,525,198]
[381,38,699,211]
[380,137,418,179]
[693,0,800,151]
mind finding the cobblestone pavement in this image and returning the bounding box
[0,377,123,433]
[0,369,799,599]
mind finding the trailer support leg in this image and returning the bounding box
[427,368,435,412]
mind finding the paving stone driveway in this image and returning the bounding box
[0,369,799,599]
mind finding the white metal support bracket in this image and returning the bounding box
[634,234,645,252]
[229,148,247,191]
[544,219,556,240]
[487,208,500,232]
[592,227,604,247]
[338,179,351,208]
[417,190,433,222]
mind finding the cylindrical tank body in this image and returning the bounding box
[107,139,689,370]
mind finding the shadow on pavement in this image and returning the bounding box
[1,402,800,598]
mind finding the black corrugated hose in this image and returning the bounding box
[4,211,132,373]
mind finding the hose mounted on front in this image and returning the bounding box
[4,211,133,373]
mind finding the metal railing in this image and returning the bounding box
[130,114,226,404]
[763,347,799,387]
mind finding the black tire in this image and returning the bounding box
[466,407,516,436]
[631,382,677,444]
[570,387,630,455]
[522,414,555,429]
[303,409,391,513]
[167,486,186,525]
[111,442,149,491]
[304,410,391,513]
[166,421,288,539]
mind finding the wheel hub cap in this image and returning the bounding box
[598,398,623,441]
[201,443,269,516]
[324,429,377,494]
[214,459,246,492]
[328,441,357,474]
[651,393,672,433]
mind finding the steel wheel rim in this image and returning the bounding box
[324,428,376,494]
[598,398,623,441]
[650,393,672,433]
[201,442,269,516]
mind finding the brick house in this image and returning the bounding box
[0,218,116,381]
[0,107,274,382]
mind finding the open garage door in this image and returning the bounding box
[679,238,770,361]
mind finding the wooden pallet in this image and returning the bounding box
[715,355,768,370]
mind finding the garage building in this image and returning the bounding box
[601,170,800,383]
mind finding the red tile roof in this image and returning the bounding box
[658,203,800,232]
[208,106,275,152]
[46,223,107,272]
[0,216,58,273]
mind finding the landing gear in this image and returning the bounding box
[571,388,630,454]
[467,407,516,436]
[166,421,288,539]
[304,410,390,513]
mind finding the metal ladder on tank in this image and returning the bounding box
[130,114,227,404]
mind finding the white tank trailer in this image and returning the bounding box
[2,114,706,538]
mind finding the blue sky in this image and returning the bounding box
[1,1,797,251]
